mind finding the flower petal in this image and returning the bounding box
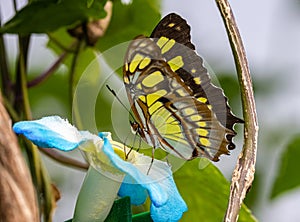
[99,134,168,207]
[150,175,187,222]
[118,175,148,205]
[130,152,188,221]
[13,116,98,151]
[13,116,187,221]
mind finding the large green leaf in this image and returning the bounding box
[270,135,300,199]
[96,0,161,77]
[1,0,107,34]
[97,0,160,51]
[174,159,256,221]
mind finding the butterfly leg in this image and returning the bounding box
[165,151,171,167]
[146,147,155,175]
[123,134,131,160]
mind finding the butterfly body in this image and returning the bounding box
[123,13,243,161]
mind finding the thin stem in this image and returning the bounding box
[13,0,17,12]
[40,148,89,170]
[48,33,77,53]
[0,7,12,99]
[18,36,32,119]
[69,39,85,103]
[2,95,19,122]
[0,35,12,96]
[27,51,68,88]
[23,139,56,222]
[22,140,42,196]
[16,35,56,221]
[214,0,259,221]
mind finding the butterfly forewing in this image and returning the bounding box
[151,13,243,148]
[123,13,243,161]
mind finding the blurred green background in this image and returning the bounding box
[1,0,300,221]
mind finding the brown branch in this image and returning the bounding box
[27,51,68,88]
[0,94,39,222]
[214,0,259,221]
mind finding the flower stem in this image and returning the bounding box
[2,95,19,122]
[17,36,32,119]
[48,33,77,53]
[0,33,12,98]
[214,0,259,221]
[69,39,85,104]
[16,35,56,222]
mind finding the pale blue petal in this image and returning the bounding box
[100,135,167,207]
[150,176,188,222]
[13,116,84,151]
[132,153,188,221]
[118,175,147,205]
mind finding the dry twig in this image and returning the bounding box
[215,0,259,221]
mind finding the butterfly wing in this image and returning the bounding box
[123,13,243,161]
[151,13,243,149]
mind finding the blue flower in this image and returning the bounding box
[13,116,187,221]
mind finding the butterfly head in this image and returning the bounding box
[129,120,145,138]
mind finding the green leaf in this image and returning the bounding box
[174,159,256,221]
[105,196,132,222]
[1,0,107,34]
[132,212,152,222]
[243,171,261,209]
[96,0,161,77]
[218,74,241,103]
[270,135,300,199]
[98,0,160,51]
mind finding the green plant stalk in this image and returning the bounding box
[23,141,43,204]
[18,36,32,120]
[0,34,11,98]
[13,0,17,12]
[2,95,19,122]
[40,159,56,222]
[23,137,56,222]
[69,39,85,104]
[0,9,12,98]
[215,0,259,221]
[48,33,77,53]
[17,35,55,221]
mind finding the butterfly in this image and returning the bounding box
[123,13,243,161]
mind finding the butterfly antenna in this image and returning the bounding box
[106,85,136,121]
